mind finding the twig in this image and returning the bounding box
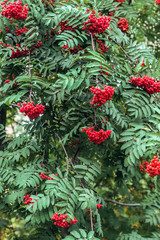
[110,38,135,64]
[90,33,95,51]
[55,133,86,189]
[146,123,156,133]
[90,210,95,240]
[55,133,69,175]
[105,199,140,207]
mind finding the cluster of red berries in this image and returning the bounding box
[4,74,18,87]
[58,21,77,33]
[86,204,103,213]
[40,172,58,180]
[118,18,129,32]
[101,118,109,123]
[62,44,82,53]
[96,40,109,54]
[42,0,55,5]
[24,195,34,205]
[1,0,29,20]
[16,27,29,36]
[70,139,79,148]
[115,0,125,2]
[129,75,160,95]
[10,41,42,58]
[100,66,109,76]
[155,0,160,4]
[140,156,160,178]
[82,127,112,144]
[141,59,145,66]
[90,86,115,106]
[18,102,45,120]
[51,213,77,228]
[82,11,111,34]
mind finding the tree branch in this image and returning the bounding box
[110,38,135,64]
[105,199,140,207]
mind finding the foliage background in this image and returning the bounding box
[0,0,160,239]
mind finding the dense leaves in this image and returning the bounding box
[0,0,160,239]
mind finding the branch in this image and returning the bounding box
[55,133,69,174]
[90,210,95,240]
[105,199,140,207]
[146,123,156,133]
[110,38,135,64]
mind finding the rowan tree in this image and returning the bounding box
[0,0,160,240]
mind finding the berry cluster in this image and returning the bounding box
[70,139,79,148]
[97,204,103,209]
[129,75,160,95]
[140,156,160,178]
[58,21,77,33]
[96,40,109,54]
[62,44,82,53]
[19,102,45,120]
[141,59,145,66]
[155,0,160,4]
[115,0,125,2]
[1,0,29,20]
[118,18,129,32]
[90,86,115,106]
[40,172,58,180]
[16,27,29,36]
[24,195,34,205]
[82,127,112,144]
[82,11,111,34]
[86,204,103,213]
[42,0,55,5]
[10,41,42,58]
[51,213,77,228]
[4,74,18,87]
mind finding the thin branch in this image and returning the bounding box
[90,210,95,240]
[110,38,135,64]
[55,133,69,175]
[90,33,95,51]
[55,133,86,189]
[146,123,156,133]
[105,199,140,207]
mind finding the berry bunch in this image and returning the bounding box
[19,102,45,120]
[118,18,129,32]
[155,0,160,4]
[82,127,112,144]
[115,0,125,2]
[16,27,29,36]
[82,11,111,34]
[42,0,55,5]
[40,172,58,180]
[86,204,103,213]
[96,40,109,54]
[24,195,34,205]
[1,0,29,20]
[58,21,77,33]
[4,74,18,87]
[141,59,145,66]
[129,75,160,95]
[90,85,115,106]
[10,41,42,58]
[62,44,82,53]
[97,204,103,209]
[140,156,160,178]
[51,213,77,228]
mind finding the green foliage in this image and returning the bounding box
[0,0,160,239]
